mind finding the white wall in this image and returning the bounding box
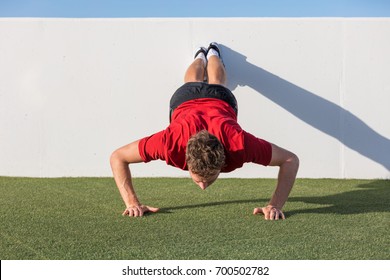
[1,18,389,179]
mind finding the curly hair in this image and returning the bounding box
[186,130,225,179]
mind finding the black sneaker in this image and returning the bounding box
[207,42,224,67]
[194,46,207,59]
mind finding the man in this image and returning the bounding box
[110,42,299,220]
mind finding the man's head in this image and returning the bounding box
[186,130,225,190]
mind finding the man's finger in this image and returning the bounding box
[274,209,285,220]
[144,206,160,213]
[253,207,270,219]
[253,207,263,215]
[274,209,279,220]
[122,209,129,216]
[264,209,270,220]
[133,207,140,217]
[269,209,275,220]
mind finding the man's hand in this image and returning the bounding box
[253,205,285,220]
[122,204,160,217]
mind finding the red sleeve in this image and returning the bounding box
[138,130,166,163]
[243,131,272,166]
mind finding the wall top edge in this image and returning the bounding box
[0,17,389,22]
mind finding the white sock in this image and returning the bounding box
[206,48,219,60]
[195,52,207,67]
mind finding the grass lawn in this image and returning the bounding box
[0,177,389,260]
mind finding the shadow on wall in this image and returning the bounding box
[222,45,390,172]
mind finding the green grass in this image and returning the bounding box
[0,177,389,260]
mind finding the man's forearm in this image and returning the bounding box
[110,154,140,207]
[114,163,140,207]
[110,140,144,207]
[268,155,299,209]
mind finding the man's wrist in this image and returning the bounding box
[126,199,141,208]
[266,204,281,210]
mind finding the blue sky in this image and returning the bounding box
[1,0,390,17]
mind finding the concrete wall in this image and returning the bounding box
[1,18,389,178]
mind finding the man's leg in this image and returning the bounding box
[184,47,207,83]
[207,43,227,86]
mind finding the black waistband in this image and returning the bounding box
[169,82,238,115]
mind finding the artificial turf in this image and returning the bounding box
[0,177,389,260]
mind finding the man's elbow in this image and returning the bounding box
[287,153,299,173]
[110,149,124,168]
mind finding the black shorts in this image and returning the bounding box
[169,82,238,121]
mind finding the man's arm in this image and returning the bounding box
[110,140,159,217]
[253,143,299,220]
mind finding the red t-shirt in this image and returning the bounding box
[138,98,272,172]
